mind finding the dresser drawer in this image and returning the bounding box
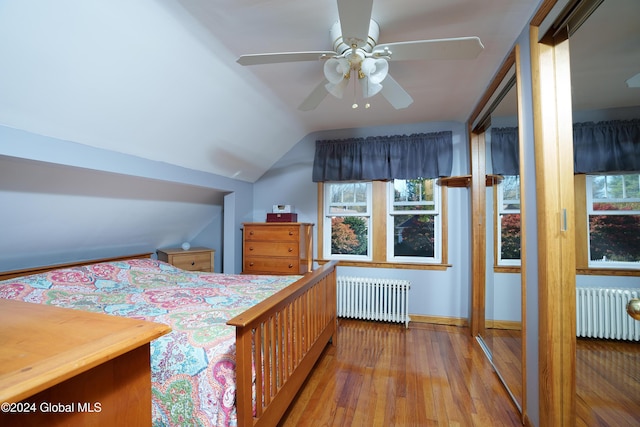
[244,241,299,257]
[244,257,300,274]
[244,225,300,242]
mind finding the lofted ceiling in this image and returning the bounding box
[0,0,542,182]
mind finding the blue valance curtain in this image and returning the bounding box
[490,120,640,176]
[573,119,640,173]
[490,127,519,176]
[312,131,453,182]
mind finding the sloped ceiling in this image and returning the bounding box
[0,0,541,182]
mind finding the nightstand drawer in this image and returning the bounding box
[170,252,212,271]
[157,247,214,272]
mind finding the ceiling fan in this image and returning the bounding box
[236,0,484,111]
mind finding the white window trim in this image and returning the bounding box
[496,176,521,267]
[322,182,373,261]
[586,174,640,269]
[386,179,442,264]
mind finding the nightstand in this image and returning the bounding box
[157,247,215,272]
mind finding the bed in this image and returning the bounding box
[0,255,338,427]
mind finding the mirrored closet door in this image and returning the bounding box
[469,51,525,417]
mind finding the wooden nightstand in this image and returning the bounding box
[157,247,215,272]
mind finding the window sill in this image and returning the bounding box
[494,265,521,274]
[315,259,451,270]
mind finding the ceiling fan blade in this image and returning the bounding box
[298,79,330,111]
[237,51,337,66]
[337,0,373,49]
[627,72,640,88]
[380,75,413,109]
[374,37,484,62]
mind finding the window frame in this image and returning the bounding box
[386,178,442,264]
[585,173,640,269]
[317,180,449,270]
[322,181,373,261]
[575,174,640,275]
[494,175,522,268]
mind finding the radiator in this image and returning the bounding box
[337,276,411,327]
[576,287,640,341]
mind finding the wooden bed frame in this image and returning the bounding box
[0,255,338,427]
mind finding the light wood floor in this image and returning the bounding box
[279,319,522,427]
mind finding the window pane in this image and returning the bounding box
[392,214,435,257]
[393,179,436,212]
[500,213,521,260]
[328,182,369,214]
[589,214,640,262]
[592,174,640,211]
[501,175,520,210]
[331,216,369,256]
[329,182,368,204]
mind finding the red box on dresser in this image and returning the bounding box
[266,213,298,222]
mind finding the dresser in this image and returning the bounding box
[157,247,215,272]
[242,222,313,275]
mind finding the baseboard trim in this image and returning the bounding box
[409,314,468,327]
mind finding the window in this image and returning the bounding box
[388,179,441,263]
[586,174,640,268]
[323,182,372,260]
[320,180,447,267]
[496,175,521,266]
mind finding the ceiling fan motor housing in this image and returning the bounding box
[331,19,380,55]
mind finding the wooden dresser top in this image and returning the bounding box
[0,299,170,403]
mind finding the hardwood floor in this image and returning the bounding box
[576,338,640,427]
[279,319,522,427]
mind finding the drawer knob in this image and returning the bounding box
[249,230,254,235]
[288,247,293,252]
[249,246,254,251]
[191,261,195,266]
[249,262,254,266]
[288,231,293,235]
[288,264,293,268]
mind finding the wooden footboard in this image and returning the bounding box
[227,261,338,427]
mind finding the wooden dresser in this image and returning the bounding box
[0,299,169,427]
[157,247,214,272]
[242,223,313,275]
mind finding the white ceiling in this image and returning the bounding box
[0,0,542,182]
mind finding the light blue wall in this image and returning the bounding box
[253,121,472,319]
[0,126,253,273]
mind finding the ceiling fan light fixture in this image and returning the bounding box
[324,57,350,84]
[325,78,349,98]
[360,78,383,98]
[359,57,388,98]
[361,57,388,84]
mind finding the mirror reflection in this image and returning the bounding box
[479,79,523,411]
[567,0,640,424]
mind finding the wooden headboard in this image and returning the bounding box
[0,253,153,282]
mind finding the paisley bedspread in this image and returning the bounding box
[0,258,300,427]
